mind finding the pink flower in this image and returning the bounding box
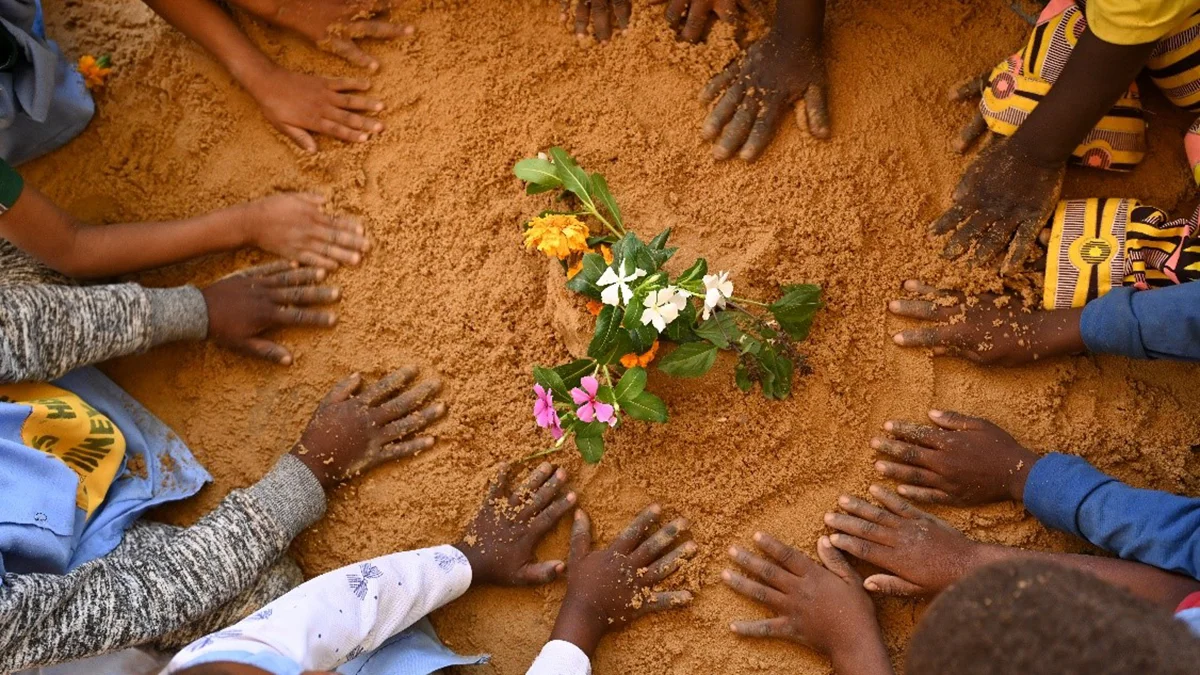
[570,376,616,426]
[533,385,561,432]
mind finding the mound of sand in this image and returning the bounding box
[32,0,1200,672]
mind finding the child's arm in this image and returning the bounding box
[170,463,575,673]
[529,505,697,673]
[721,534,893,675]
[1078,284,1200,361]
[0,182,368,278]
[141,0,385,152]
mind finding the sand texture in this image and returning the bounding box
[30,0,1200,672]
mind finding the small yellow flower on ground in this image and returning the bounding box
[567,257,584,280]
[525,214,590,260]
[78,54,113,90]
[620,341,660,369]
[599,245,613,265]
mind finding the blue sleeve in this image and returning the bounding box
[1079,284,1200,361]
[1025,453,1200,578]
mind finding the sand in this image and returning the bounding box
[30,0,1200,672]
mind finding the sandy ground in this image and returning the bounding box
[29,0,1200,672]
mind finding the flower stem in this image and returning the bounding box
[522,445,562,462]
[733,296,769,307]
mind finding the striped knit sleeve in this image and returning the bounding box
[0,282,209,383]
[0,455,326,672]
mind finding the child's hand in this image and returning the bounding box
[888,280,1086,366]
[239,193,369,270]
[243,69,385,152]
[650,0,765,43]
[872,411,1040,506]
[825,486,991,597]
[550,505,697,656]
[201,261,341,364]
[454,463,577,587]
[230,0,414,71]
[561,0,631,42]
[723,534,893,674]
[290,366,445,489]
[701,29,829,162]
[932,140,1064,269]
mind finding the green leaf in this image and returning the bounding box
[565,252,607,300]
[514,158,563,190]
[734,362,753,392]
[597,384,617,405]
[622,287,648,330]
[615,367,647,403]
[657,341,718,378]
[628,323,658,354]
[623,391,668,423]
[591,173,623,230]
[694,311,745,349]
[664,301,698,343]
[533,366,570,402]
[675,258,707,286]
[648,228,671,250]
[554,359,594,391]
[649,246,677,269]
[612,233,657,273]
[769,284,823,342]
[548,147,594,208]
[526,182,557,196]
[588,306,634,365]
[574,432,605,464]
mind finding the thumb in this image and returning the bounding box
[323,372,363,404]
[281,124,318,153]
[928,409,987,432]
[569,508,593,565]
[520,560,566,585]
[817,535,861,585]
[864,573,924,596]
[230,337,293,366]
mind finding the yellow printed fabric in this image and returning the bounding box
[1044,199,1200,309]
[1087,0,1200,46]
[0,383,127,517]
[1148,10,1200,111]
[981,1,1146,171]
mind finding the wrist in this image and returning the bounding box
[229,54,279,100]
[829,625,892,675]
[1033,308,1087,358]
[550,597,607,658]
[288,442,337,490]
[451,541,488,587]
[1003,133,1069,171]
[1008,451,1037,502]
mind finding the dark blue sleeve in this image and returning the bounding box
[1079,284,1200,361]
[1025,453,1200,579]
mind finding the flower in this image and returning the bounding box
[567,257,584,280]
[570,376,616,426]
[599,245,614,265]
[78,54,113,91]
[702,271,734,319]
[597,261,647,306]
[586,299,604,316]
[642,287,689,332]
[533,385,564,439]
[525,214,590,260]
[620,341,660,369]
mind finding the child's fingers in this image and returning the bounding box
[738,96,785,162]
[343,20,414,40]
[714,97,758,160]
[816,535,861,584]
[664,0,688,26]
[827,533,891,569]
[334,93,385,113]
[728,545,792,591]
[310,241,363,266]
[328,214,367,236]
[864,573,924,596]
[976,217,1019,263]
[612,0,631,29]
[325,107,384,134]
[485,463,515,502]
[681,0,711,42]
[892,326,953,349]
[234,337,294,366]
[265,265,326,287]
[326,77,373,93]
[373,379,442,424]
[318,118,371,144]
[871,437,937,468]
[930,202,969,236]
[379,436,436,461]
[268,285,341,306]
[573,0,590,36]
[1001,216,1044,272]
[360,365,420,405]
[510,462,556,506]
[836,493,905,527]
[737,0,768,20]
[611,504,662,554]
[868,484,923,519]
[568,509,593,564]
[281,124,318,153]
[721,569,786,607]
[629,517,688,567]
[874,460,943,491]
[886,298,959,321]
[381,402,446,442]
[823,512,896,547]
[529,492,576,536]
[895,484,954,504]
[928,409,986,432]
[700,61,737,103]
[643,541,697,583]
[325,38,378,71]
[802,83,831,140]
[751,532,813,578]
[884,420,950,450]
[591,0,612,40]
[730,617,791,639]
[953,112,987,154]
[312,224,370,252]
[704,81,745,141]
[294,251,340,270]
[518,560,565,585]
[322,372,363,404]
[273,305,339,328]
[518,466,568,520]
[245,260,302,279]
[636,590,692,616]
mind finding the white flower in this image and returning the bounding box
[642,287,689,333]
[702,271,734,320]
[538,152,549,161]
[597,261,648,306]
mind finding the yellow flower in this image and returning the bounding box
[599,245,613,265]
[78,55,113,91]
[620,341,660,369]
[524,214,590,260]
[567,257,584,280]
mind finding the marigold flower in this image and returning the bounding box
[567,257,584,280]
[599,245,613,265]
[620,341,660,369]
[586,300,604,316]
[78,54,113,91]
[524,214,590,260]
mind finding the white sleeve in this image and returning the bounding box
[165,544,473,672]
[526,640,592,675]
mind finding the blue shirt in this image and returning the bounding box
[1025,453,1200,579]
[1080,283,1200,361]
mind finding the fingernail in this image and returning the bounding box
[575,511,584,520]
[649,504,662,514]
[893,333,905,345]
[280,355,293,365]
[567,492,577,503]
[875,461,887,472]
[868,484,883,495]
[888,300,901,311]
[721,570,732,581]
[358,134,369,142]
[555,468,567,479]
[315,269,327,280]
[838,496,850,506]
[752,531,763,542]
[866,581,879,591]
[898,486,910,495]
[331,289,341,300]
[729,623,738,632]
[869,438,881,449]
[930,409,944,417]
[727,546,738,557]
[823,513,835,525]
[884,421,894,431]
[818,535,830,547]
[684,541,698,553]
[373,123,384,132]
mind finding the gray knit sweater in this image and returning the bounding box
[0,241,327,672]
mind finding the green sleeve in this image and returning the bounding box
[0,158,24,213]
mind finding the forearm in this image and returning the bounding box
[547,601,606,659]
[0,455,326,671]
[1081,284,1200,361]
[1023,307,1087,362]
[142,0,277,92]
[830,628,893,675]
[64,210,250,278]
[0,283,207,383]
[1007,28,1155,166]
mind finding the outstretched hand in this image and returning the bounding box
[702,30,829,162]
[825,486,988,596]
[888,280,1086,366]
[872,411,1039,505]
[201,261,342,364]
[932,140,1064,268]
[238,193,369,270]
[231,0,414,71]
[561,0,631,42]
[722,533,892,673]
[455,463,577,587]
[551,505,697,656]
[651,0,766,43]
[244,70,386,152]
[291,366,446,488]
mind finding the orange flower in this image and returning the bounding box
[567,257,584,280]
[620,341,659,369]
[524,214,590,260]
[78,54,113,91]
[599,244,613,265]
[586,300,604,316]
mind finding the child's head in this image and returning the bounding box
[906,559,1200,675]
